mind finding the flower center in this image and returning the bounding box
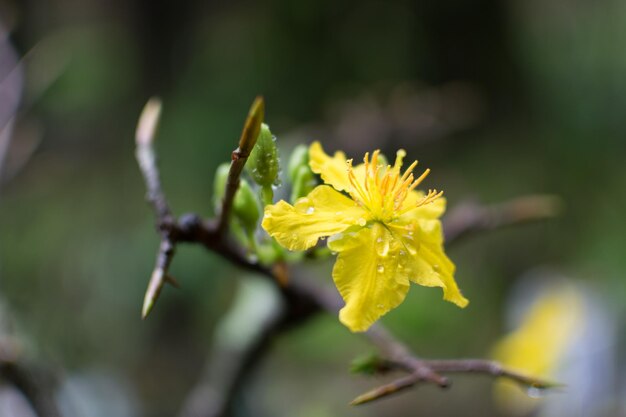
[346,149,442,222]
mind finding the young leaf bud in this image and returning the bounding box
[247,124,279,188]
[290,165,316,203]
[233,179,261,233]
[213,162,230,210]
[287,144,309,182]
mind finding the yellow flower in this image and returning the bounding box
[491,285,584,414]
[262,141,468,332]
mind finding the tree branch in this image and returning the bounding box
[350,357,558,406]
[177,307,293,417]
[135,97,182,318]
[217,97,264,238]
[424,359,560,388]
[0,361,62,417]
[134,97,559,415]
[443,195,562,244]
[0,336,62,417]
[135,97,172,222]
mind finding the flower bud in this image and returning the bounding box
[287,144,316,202]
[247,124,279,188]
[290,165,316,203]
[233,179,261,233]
[212,163,230,210]
[287,144,309,182]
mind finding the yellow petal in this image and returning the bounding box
[390,218,444,245]
[309,141,351,191]
[414,243,468,307]
[328,223,410,332]
[262,185,369,251]
[491,286,584,414]
[492,286,583,376]
[417,218,444,244]
[400,191,447,220]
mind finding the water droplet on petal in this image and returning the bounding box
[376,238,390,256]
[377,264,385,273]
[357,218,367,226]
[320,236,326,241]
[328,233,343,243]
[404,241,418,255]
[306,206,315,214]
[433,264,440,272]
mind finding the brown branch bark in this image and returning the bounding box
[177,306,303,417]
[350,357,557,406]
[0,361,62,417]
[217,97,264,238]
[443,195,562,244]
[0,336,62,417]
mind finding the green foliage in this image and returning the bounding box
[247,124,280,187]
[287,144,317,202]
[233,179,261,234]
[349,352,385,375]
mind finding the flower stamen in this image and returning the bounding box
[345,148,442,221]
[407,168,431,193]
[347,158,370,207]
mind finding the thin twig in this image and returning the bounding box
[350,357,557,406]
[443,195,562,244]
[217,97,264,238]
[135,97,172,221]
[364,324,448,386]
[135,97,181,318]
[352,358,560,405]
[424,359,560,388]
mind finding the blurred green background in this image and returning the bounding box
[0,0,625,416]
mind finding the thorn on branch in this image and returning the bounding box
[135,97,173,222]
[142,239,179,319]
[135,97,181,319]
[136,97,162,147]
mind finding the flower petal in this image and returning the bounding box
[309,141,352,192]
[400,191,447,220]
[412,242,468,307]
[328,223,410,332]
[262,185,368,251]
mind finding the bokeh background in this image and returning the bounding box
[0,0,625,416]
